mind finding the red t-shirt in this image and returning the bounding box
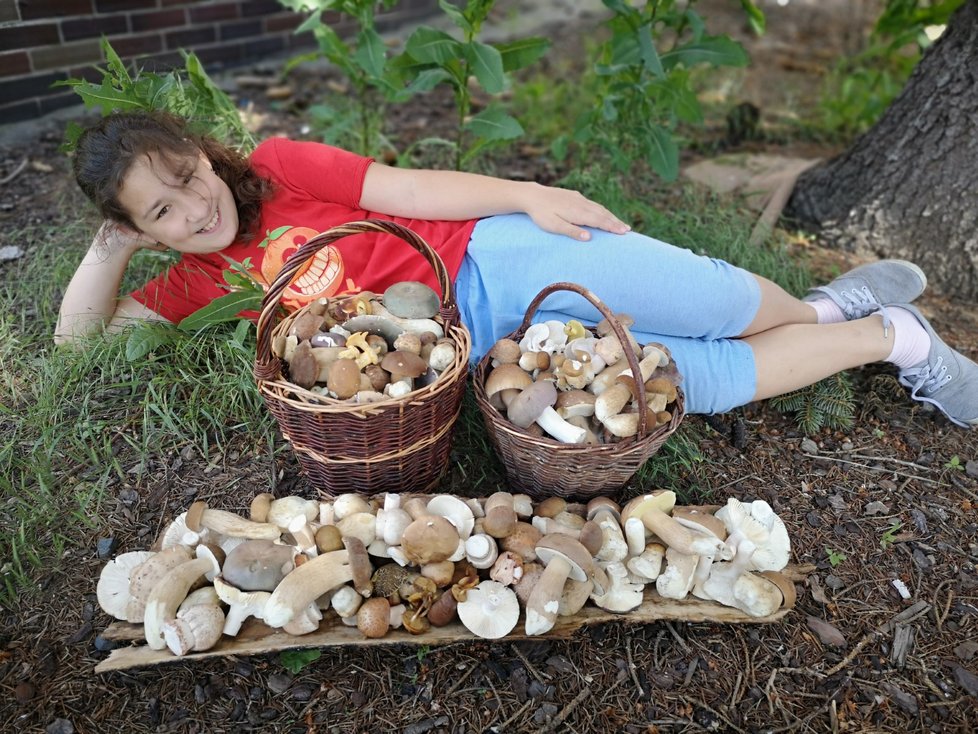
[131,138,478,322]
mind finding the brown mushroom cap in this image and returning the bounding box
[223,540,296,591]
[400,515,460,565]
[327,358,361,399]
[380,350,428,382]
[250,493,275,523]
[343,536,374,596]
[578,520,604,556]
[506,380,558,429]
[288,340,319,389]
[489,339,521,365]
[501,522,543,562]
[484,363,533,410]
[535,497,566,519]
[357,597,391,638]
[555,389,597,418]
[315,525,343,553]
[534,534,594,582]
[672,508,727,540]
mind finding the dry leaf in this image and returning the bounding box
[806,615,847,647]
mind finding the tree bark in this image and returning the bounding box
[784,0,978,300]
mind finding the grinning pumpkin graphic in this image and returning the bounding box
[257,226,347,309]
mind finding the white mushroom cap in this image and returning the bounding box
[96,551,155,620]
[655,547,698,600]
[426,495,475,539]
[590,561,645,612]
[457,580,520,639]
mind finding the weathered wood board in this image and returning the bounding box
[94,570,807,674]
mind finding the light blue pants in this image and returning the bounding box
[454,213,761,415]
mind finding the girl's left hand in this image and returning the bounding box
[524,184,631,241]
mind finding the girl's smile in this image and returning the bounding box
[117,151,238,254]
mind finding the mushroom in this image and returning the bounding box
[287,340,319,389]
[185,501,281,540]
[557,578,593,616]
[427,588,459,626]
[162,603,225,656]
[500,522,542,562]
[222,539,297,591]
[126,546,194,623]
[266,496,319,530]
[337,511,378,546]
[381,350,428,387]
[428,341,455,372]
[457,580,520,639]
[332,494,372,520]
[621,492,726,559]
[143,545,223,650]
[716,498,791,572]
[341,314,404,346]
[357,597,392,638]
[627,542,666,582]
[369,302,444,339]
[484,363,534,411]
[426,495,475,539]
[524,535,597,636]
[400,515,461,565]
[326,358,361,399]
[263,539,373,628]
[590,561,645,612]
[489,338,521,367]
[250,493,275,522]
[655,546,698,600]
[482,492,518,538]
[623,516,647,556]
[383,281,440,319]
[489,551,525,586]
[420,560,455,587]
[330,585,364,618]
[554,389,597,419]
[506,380,586,444]
[593,380,642,438]
[96,551,155,621]
[464,533,499,569]
[586,497,628,563]
[213,575,271,636]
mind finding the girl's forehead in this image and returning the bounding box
[118,152,191,218]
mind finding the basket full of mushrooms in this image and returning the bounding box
[473,282,685,500]
[254,220,472,497]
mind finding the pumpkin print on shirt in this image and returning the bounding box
[252,225,360,309]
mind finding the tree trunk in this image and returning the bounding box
[784,0,978,300]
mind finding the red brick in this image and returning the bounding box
[131,8,186,32]
[30,39,101,70]
[61,14,127,41]
[0,69,62,103]
[0,97,41,123]
[164,25,214,48]
[93,0,146,11]
[264,11,301,33]
[0,0,20,23]
[19,0,92,21]
[189,1,237,23]
[193,41,242,69]
[108,32,162,58]
[239,0,280,18]
[0,21,58,52]
[219,18,260,42]
[287,30,314,51]
[39,88,78,113]
[0,50,30,77]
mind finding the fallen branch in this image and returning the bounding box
[802,453,943,485]
[0,158,27,186]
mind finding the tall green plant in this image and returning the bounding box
[394,0,550,169]
[556,0,753,182]
[58,37,255,153]
[280,0,404,156]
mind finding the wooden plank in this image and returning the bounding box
[95,588,793,673]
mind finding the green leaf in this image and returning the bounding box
[259,226,292,249]
[405,27,462,65]
[71,77,146,115]
[400,67,452,95]
[125,326,171,361]
[438,0,470,34]
[739,0,766,35]
[279,649,321,674]
[496,37,550,72]
[102,37,131,85]
[230,318,253,346]
[464,107,523,141]
[465,42,505,94]
[178,291,263,332]
[661,36,749,69]
[637,24,664,78]
[353,27,387,78]
[645,123,679,181]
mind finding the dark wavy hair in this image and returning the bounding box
[72,110,273,241]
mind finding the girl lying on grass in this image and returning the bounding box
[58,110,977,428]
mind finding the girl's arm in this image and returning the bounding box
[359,164,630,241]
[54,222,171,346]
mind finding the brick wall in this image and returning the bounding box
[0,0,440,125]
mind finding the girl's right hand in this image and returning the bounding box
[96,220,166,254]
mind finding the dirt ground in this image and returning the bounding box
[1,1,977,732]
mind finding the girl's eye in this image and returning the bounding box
[156,205,170,220]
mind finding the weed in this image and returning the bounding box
[825,547,847,568]
[279,648,322,674]
[880,521,903,550]
[944,455,964,471]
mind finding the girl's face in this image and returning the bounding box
[117,150,239,254]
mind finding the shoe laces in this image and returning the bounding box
[900,355,952,397]
[836,286,893,335]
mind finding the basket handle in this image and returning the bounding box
[519,281,652,437]
[255,219,460,381]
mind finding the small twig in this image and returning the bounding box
[533,683,592,734]
[761,679,848,734]
[683,656,699,687]
[444,662,479,696]
[510,644,550,685]
[0,158,27,186]
[625,635,644,697]
[934,579,954,632]
[665,621,691,652]
[824,631,879,677]
[730,671,744,709]
[653,629,665,669]
[688,697,749,734]
[802,454,943,484]
[492,699,533,733]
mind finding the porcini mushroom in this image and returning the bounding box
[96,551,155,621]
[162,603,225,656]
[506,380,586,444]
[222,539,297,591]
[525,535,597,636]
[457,580,520,639]
[383,281,440,319]
[143,545,223,650]
[621,492,726,558]
[400,515,461,565]
[185,501,280,540]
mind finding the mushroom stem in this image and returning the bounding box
[638,509,725,557]
[199,508,280,540]
[263,549,354,628]
[524,554,572,636]
[143,548,221,651]
[535,406,586,443]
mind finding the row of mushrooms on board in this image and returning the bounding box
[483,315,682,444]
[274,281,457,400]
[97,489,794,655]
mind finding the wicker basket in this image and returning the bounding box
[254,220,472,498]
[473,282,685,501]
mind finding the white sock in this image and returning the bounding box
[808,297,846,324]
[885,307,932,370]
